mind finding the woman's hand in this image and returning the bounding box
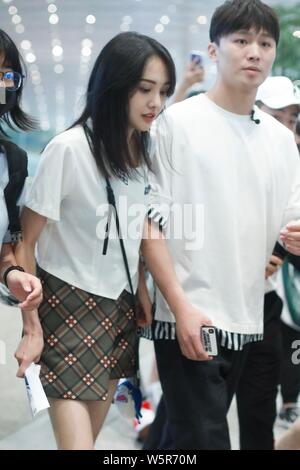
[15,326,44,378]
[6,270,43,311]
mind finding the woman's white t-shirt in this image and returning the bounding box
[26,125,151,299]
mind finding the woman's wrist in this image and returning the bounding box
[3,265,25,287]
[21,311,43,335]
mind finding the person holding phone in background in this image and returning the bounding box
[172,51,205,104]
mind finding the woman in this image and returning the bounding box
[0,28,42,311]
[16,31,178,450]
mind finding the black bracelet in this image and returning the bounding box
[3,266,25,288]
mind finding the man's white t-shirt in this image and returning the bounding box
[26,125,151,299]
[150,93,300,335]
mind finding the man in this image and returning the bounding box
[141,0,300,450]
[236,75,300,450]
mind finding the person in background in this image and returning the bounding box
[172,58,205,104]
[0,28,42,313]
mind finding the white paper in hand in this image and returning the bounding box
[24,363,50,417]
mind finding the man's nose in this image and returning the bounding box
[247,43,261,61]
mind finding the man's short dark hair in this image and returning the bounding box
[209,0,280,45]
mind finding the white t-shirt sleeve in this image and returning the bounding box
[26,136,77,222]
[148,117,173,229]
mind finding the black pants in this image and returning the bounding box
[144,338,248,450]
[236,291,283,450]
[280,320,300,403]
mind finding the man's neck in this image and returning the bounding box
[206,81,258,116]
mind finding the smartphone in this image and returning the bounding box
[201,326,218,356]
[190,50,203,66]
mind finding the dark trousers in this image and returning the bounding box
[144,338,248,450]
[280,320,300,403]
[236,291,283,450]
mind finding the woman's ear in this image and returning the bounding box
[208,42,219,63]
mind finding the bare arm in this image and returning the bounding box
[141,219,212,361]
[172,62,204,104]
[14,207,47,376]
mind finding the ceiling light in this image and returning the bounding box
[160,15,170,25]
[48,4,57,13]
[49,14,59,24]
[120,23,130,32]
[8,5,17,14]
[197,16,207,25]
[12,14,21,24]
[81,38,93,48]
[81,46,92,57]
[86,15,96,24]
[154,24,164,33]
[52,45,63,56]
[20,40,31,50]
[54,64,64,74]
[25,52,36,63]
[15,24,25,34]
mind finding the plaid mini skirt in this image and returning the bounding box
[37,268,137,401]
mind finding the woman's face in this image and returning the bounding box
[128,55,170,134]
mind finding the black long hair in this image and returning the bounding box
[0,29,36,134]
[71,31,176,178]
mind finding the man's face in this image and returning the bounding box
[261,104,299,132]
[210,28,276,92]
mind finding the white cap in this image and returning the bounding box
[256,76,300,110]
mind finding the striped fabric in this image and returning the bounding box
[141,319,263,351]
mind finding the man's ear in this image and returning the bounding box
[208,42,218,63]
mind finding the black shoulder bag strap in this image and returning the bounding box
[1,139,28,243]
[82,122,137,310]
[103,176,137,314]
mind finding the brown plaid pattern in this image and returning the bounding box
[37,268,137,401]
